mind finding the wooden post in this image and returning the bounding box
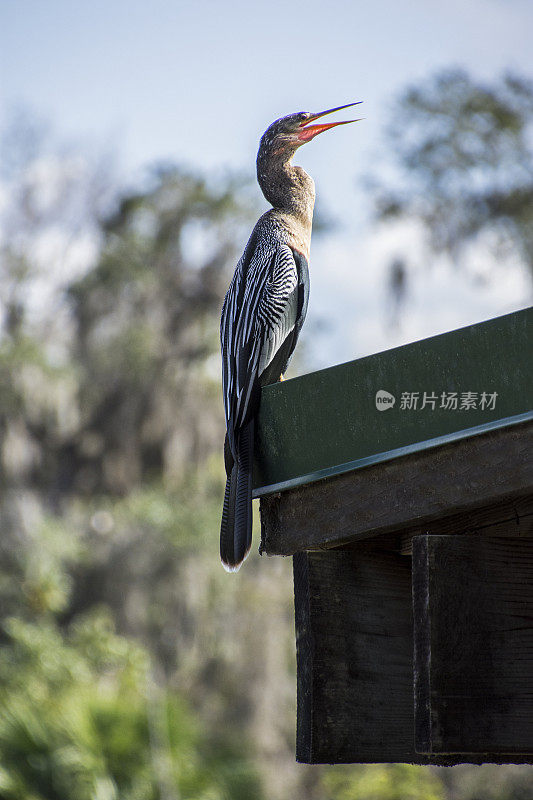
[413,535,533,756]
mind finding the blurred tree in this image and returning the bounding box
[0,111,113,511]
[368,69,533,311]
[66,164,254,497]
[0,108,112,341]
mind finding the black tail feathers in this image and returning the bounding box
[220,422,254,571]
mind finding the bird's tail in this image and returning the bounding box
[220,421,254,571]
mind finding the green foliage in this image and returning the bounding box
[0,610,261,800]
[435,764,533,800]
[0,512,80,622]
[0,612,148,800]
[323,764,444,800]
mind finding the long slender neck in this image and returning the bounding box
[256,149,315,257]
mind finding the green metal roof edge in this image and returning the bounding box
[252,410,533,499]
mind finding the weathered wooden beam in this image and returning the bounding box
[413,535,533,755]
[399,494,533,555]
[260,420,532,555]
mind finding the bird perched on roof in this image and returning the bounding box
[220,103,361,571]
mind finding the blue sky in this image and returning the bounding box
[3,0,532,203]
[2,0,532,365]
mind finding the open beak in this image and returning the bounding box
[297,101,363,142]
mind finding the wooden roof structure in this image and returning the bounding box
[255,308,533,764]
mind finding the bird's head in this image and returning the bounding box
[258,102,362,159]
[256,102,362,217]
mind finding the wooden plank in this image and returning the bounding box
[413,535,533,755]
[294,545,418,764]
[260,420,533,555]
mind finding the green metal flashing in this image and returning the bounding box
[253,308,533,498]
[253,411,532,498]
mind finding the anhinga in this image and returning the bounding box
[220,103,361,571]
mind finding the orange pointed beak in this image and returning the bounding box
[297,101,363,142]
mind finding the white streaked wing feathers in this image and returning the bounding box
[257,283,298,374]
[221,239,298,446]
